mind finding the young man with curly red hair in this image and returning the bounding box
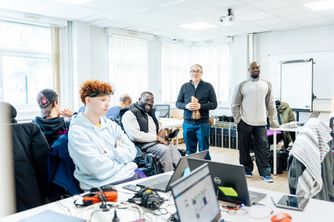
[68,80,143,191]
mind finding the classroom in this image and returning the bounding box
[0,0,333,221]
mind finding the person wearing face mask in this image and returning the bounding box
[122,91,181,172]
[232,61,279,183]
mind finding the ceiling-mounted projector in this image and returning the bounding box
[219,8,234,25]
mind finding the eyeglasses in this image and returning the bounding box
[190,70,202,73]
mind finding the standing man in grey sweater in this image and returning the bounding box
[231,61,279,183]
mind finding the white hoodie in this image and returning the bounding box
[68,113,137,191]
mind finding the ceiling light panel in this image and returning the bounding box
[304,0,334,11]
[56,0,93,5]
[180,22,217,30]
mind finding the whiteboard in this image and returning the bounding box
[280,60,313,111]
[268,51,334,110]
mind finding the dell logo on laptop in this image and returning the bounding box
[213,177,222,184]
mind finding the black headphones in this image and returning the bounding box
[128,187,164,210]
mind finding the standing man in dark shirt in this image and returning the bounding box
[176,64,217,159]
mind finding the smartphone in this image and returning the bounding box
[271,195,309,211]
[122,184,141,192]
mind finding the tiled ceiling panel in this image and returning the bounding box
[0,0,333,42]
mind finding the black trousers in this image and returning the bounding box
[237,119,271,176]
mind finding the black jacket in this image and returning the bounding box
[11,122,49,212]
[33,116,69,146]
[176,80,217,122]
[124,103,159,149]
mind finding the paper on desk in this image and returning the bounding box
[218,186,238,197]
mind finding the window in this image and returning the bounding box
[0,21,52,111]
[109,35,148,105]
[161,42,230,105]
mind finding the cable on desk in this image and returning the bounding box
[240,202,274,220]
[88,209,102,222]
[56,200,73,216]
[72,202,101,218]
[116,201,145,218]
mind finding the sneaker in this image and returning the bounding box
[261,175,274,183]
[245,172,253,178]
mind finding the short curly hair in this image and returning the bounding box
[80,80,113,104]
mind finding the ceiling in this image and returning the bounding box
[1,0,334,42]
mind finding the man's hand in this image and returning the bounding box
[59,108,74,117]
[186,102,201,111]
[156,135,168,145]
[158,129,168,139]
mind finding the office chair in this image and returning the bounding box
[154,104,170,118]
[11,122,50,212]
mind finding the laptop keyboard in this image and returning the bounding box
[249,193,257,202]
[151,181,169,189]
[249,191,266,204]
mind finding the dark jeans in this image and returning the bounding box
[183,120,211,160]
[237,119,271,176]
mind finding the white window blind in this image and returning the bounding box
[0,21,54,119]
[161,42,230,105]
[109,35,148,105]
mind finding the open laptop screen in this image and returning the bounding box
[187,158,266,206]
[170,163,221,222]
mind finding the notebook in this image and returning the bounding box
[187,158,266,206]
[136,150,208,192]
[170,163,221,222]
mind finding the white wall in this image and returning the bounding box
[148,38,162,103]
[67,23,249,115]
[254,24,334,89]
[254,24,334,121]
[69,21,109,110]
[209,34,248,116]
[91,26,109,81]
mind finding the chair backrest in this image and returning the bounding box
[154,104,170,118]
[330,116,334,130]
[10,122,49,212]
[49,134,82,200]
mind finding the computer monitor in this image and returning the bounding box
[170,163,221,222]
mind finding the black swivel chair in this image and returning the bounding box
[11,122,50,212]
[154,104,170,118]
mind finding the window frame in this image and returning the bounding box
[0,20,54,121]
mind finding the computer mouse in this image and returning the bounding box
[271,213,292,222]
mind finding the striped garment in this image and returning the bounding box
[289,118,332,199]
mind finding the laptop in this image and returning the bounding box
[136,150,208,192]
[187,158,266,206]
[170,163,221,222]
[310,111,320,118]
